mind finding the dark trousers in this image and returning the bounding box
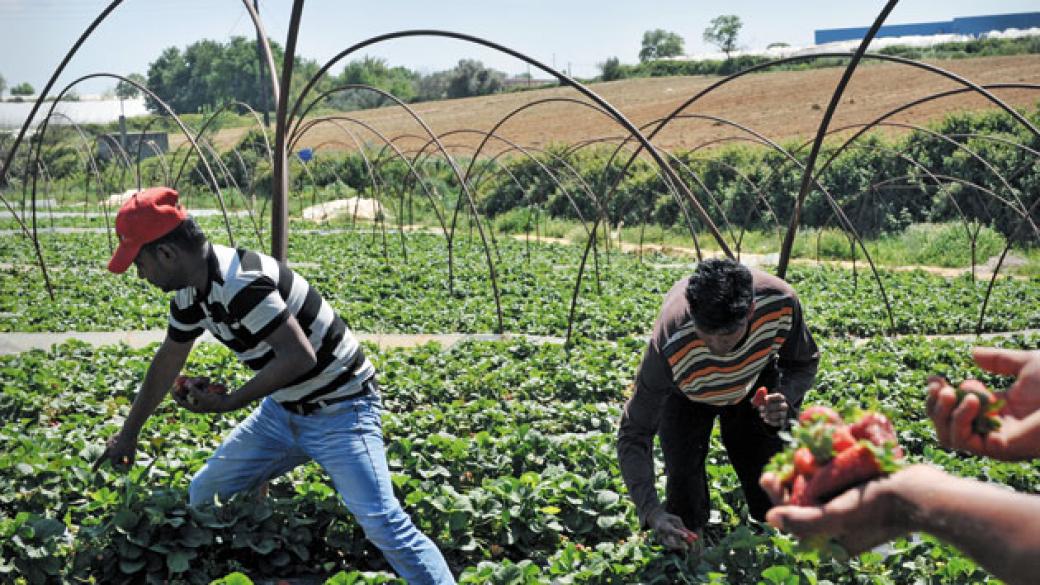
[659,389,784,529]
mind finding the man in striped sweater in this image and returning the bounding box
[617,258,819,551]
[94,187,454,584]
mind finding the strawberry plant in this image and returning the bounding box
[0,325,1036,582]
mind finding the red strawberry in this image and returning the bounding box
[789,473,809,506]
[751,386,768,408]
[172,376,189,399]
[681,528,698,544]
[793,447,816,477]
[798,405,841,425]
[830,427,856,453]
[850,412,903,458]
[802,443,882,505]
[206,383,228,395]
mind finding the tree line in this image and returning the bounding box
[136,36,513,116]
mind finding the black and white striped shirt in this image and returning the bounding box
[167,244,374,405]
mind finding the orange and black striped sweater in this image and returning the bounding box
[617,268,819,526]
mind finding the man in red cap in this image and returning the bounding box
[95,187,454,584]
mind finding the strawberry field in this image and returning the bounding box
[1,230,1039,584]
[1,230,1038,337]
[4,334,1040,583]
[4,0,1040,580]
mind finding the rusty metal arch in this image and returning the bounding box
[595,41,1040,278]
[638,112,895,319]
[293,122,393,258]
[395,125,599,290]
[0,0,285,252]
[300,120,450,239]
[287,83,504,331]
[286,29,732,262]
[810,120,1036,239]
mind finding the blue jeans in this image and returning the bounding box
[189,393,455,584]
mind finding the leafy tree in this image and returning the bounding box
[145,36,298,114]
[10,82,35,96]
[0,73,6,99]
[703,15,742,59]
[446,59,505,99]
[599,57,623,81]
[328,56,418,110]
[639,29,685,63]
[415,70,451,102]
[115,73,146,101]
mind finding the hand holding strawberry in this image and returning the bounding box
[751,386,789,428]
[927,375,1040,462]
[763,407,904,508]
[647,509,700,552]
[760,464,939,558]
[172,374,232,413]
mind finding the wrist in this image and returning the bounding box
[645,505,666,528]
[119,423,141,440]
[223,391,246,412]
[883,464,944,533]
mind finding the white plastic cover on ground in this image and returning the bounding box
[301,197,386,222]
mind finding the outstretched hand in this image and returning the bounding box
[926,348,1040,461]
[92,432,136,472]
[760,465,935,555]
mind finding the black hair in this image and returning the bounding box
[685,258,754,332]
[139,217,207,259]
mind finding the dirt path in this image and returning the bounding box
[0,330,565,356]
[1,328,1035,356]
[505,233,1030,280]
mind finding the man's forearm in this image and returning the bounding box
[227,353,317,409]
[778,360,818,409]
[898,472,1040,585]
[617,420,664,526]
[123,353,183,437]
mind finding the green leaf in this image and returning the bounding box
[761,565,792,584]
[118,558,146,574]
[166,549,195,573]
[249,538,277,555]
[113,509,138,532]
[211,572,254,585]
[595,490,619,507]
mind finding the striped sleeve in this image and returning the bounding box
[167,294,204,343]
[228,275,290,340]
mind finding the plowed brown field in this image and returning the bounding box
[199,54,1040,155]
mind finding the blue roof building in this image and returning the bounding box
[815,12,1040,44]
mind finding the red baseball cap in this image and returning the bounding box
[107,187,188,274]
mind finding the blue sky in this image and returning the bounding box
[1,0,1038,95]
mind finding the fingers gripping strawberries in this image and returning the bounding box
[765,408,904,508]
[752,386,789,427]
[172,375,228,411]
[752,386,768,407]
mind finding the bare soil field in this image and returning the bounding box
[196,54,1040,155]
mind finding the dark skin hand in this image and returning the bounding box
[757,392,789,427]
[759,465,927,554]
[647,509,701,552]
[172,381,235,414]
[926,347,1040,461]
[94,315,316,471]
